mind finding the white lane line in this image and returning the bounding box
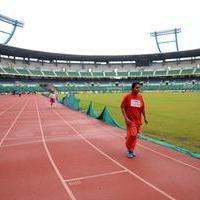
[54,110,176,200]
[0,135,75,149]
[65,170,128,182]
[5,136,42,140]
[48,100,200,172]
[0,101,20,116]
[0,100,29,147]
[138,144,200,172]
[96,123,200,172]
[35,100,76,200]
[0,140,43,148]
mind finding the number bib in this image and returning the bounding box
[131,99,141,108]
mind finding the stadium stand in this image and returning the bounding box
[0,44,200,93]
[91,71,104,77]
[54,71,67,76]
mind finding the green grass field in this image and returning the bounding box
[74,92,200,153]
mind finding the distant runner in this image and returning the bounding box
[49,91,56,107]
[121,82,148,158]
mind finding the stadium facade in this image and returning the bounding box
[0,44,200,93]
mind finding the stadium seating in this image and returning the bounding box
[29,69,43,76]
[52,82,200,93]
[154,70,167,76]
[80,72,92,77]
[129,71,141,77]
[67,71,80,76]
[3,68,18,74]
[141,70,154,76]
[92,72,104,77]
[0,66,199,79]
[194,68,200,74]
[0,68,5,73]
[104,71,116,77]
[16,68,30,75]
[168,69,181,75]
[42,70,56,76]
[181,68,194,75]
[54,71,67,76]
[0,85,45,93]
[117,71,129,77]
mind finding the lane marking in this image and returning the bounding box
[0,134,80,149]
[44,98,200,172]
[65,170,128,182]
[138,144,200,172]
[35,100,76,200]
[0,135,74,149]
[0,100,29,147]
[68,181,81,186]
[0,101,21,116]
[54,109,176,200]
[5,136,42,140]
[104,126,200,172]
[0,140,43,148]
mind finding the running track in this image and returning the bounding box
[0,95,199,200]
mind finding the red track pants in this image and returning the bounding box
[125,123,141,151]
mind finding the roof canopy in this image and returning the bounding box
[0,44,200,65]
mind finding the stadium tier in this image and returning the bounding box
[0,67,200,78]
[0,85,45,93]
[0,44,200,94]
[53,83,200,92]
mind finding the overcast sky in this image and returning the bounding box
[1,0,200,55]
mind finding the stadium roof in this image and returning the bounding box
[0,44,200,65]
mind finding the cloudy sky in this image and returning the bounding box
[0,0,200,55]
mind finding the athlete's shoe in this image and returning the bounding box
[132,152,136,157]
[127,151,136,158]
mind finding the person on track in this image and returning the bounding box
[49,90,56,107]
[121,82,148,158]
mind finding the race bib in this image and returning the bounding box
[131,99,141,107]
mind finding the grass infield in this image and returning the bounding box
[75,92,200,153]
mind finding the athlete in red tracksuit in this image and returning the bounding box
[121,82,148,158]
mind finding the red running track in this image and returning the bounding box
[0,94,199,200]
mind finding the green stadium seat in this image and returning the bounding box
[117,71,128,77]
[30,69,43,76]
[104,71,116,77]
[92,72,104,77]
[168,69,180,75]
[181,68,194,75]
[193,83,200,90]
[80,72,92,77]
[141,70,154,77]
[54,71,67,76]
[129,71,141,77]
[16,68,30,75]
[194,68,200,74]
[0,68,5,73]
[154,70,167,76]
[67,71,80,76]
[42,70,56,76]
[3,68,18,74]
[0,85,45,93]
